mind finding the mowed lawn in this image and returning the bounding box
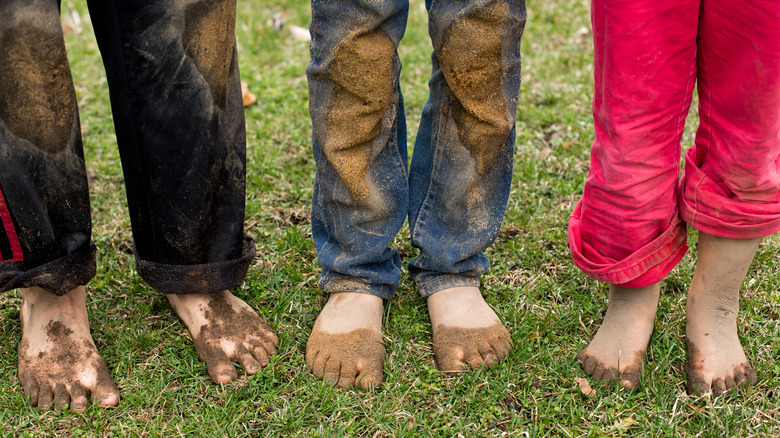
[2,0,780,436]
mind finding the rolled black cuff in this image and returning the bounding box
[0,243,97,296]
[135,236,255,294]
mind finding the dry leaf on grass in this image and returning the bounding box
[576,377,597,398]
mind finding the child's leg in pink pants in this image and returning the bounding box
[570,0,780,392]
[681,0,780,395]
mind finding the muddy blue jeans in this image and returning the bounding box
[0,0,252,296]
[308,0,526,299]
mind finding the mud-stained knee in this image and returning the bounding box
[183,0,237,109]
[0,7,75,153]
[437,0,519,174]
[323,29,396,203]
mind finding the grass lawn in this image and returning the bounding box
[2,0,780,436]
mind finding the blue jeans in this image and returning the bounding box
[308,0,526,299]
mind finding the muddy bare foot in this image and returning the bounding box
[576,283,660,389]
[18,286,119,411]
[305,292,385,390]
[427,286,512,374]
[685,232,761,396]
[166,290,279,384]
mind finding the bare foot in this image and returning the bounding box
[18,286,119,411]
[576,283,660,389]
[685,232,760,395]
[305,292,385,390]
[427,286,512,374]
[166,290,279,384]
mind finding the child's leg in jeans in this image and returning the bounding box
[410,0,525,374]
[304,0,409,390]
[685,233,760,395]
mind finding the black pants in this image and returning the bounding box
[0,0,253,296]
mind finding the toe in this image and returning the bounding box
[198,344,237,384]
[687,374,710,396]
[311,352,328,378]
[478,342,498,368]
[356,365,383,390]
[250,343,271,368]
[20,376,39,405]
[489,337,511,361]
[589,361,607,381]
[744,364,758,386]
[235,345,262,374]
[322,357,342,385]
[712,377,727,395]
[724,374,736,391]
[733,367,746,386]
[37,383,53,410]
[53,383,69,411]
[336,361,357,389]
[70,383,88,412]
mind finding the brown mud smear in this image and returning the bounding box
[685,340,757,396]
[432,324,512,375]
[17,320,117,411]
[183,0,237,109]
[0,17,75,153]
[306,328,385,390]
[575,348,643,390]
[438,0,514,174]
[324,29,395,202]
[193,292,278,383]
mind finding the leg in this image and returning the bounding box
[409,0,525,372]
[680,0,780,395]
[570,0,700,387]
[576,283,660,389]
[0,0,117,410]
[685,232,760,395]
[86,0,277,383]
[304,0,409,389]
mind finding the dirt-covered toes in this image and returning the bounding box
[168,290,279,384]
[575,349,643,389]
[431,324,512,375]
[306,328,385,390]
[18,325,119,411]
[685,341,757,396]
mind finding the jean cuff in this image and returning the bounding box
[317,273,396,300]
[136,236,255,294]
[0,242,97,296]
[416,274,481,298]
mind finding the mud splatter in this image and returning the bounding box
[0,15,75,153]
[437,0,515,174]
[323,29,395,202]
[306,328,385,390]
[193,292,278,382]
[183,0,237,109]
[684,340,757,395]
[575,349,643,390]
[432,324,512,375]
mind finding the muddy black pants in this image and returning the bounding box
[0,0,253,296]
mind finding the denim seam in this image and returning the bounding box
[410,88,448,248]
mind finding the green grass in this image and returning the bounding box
[2,0,780,436]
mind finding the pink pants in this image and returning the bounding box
[568,0,780,287]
